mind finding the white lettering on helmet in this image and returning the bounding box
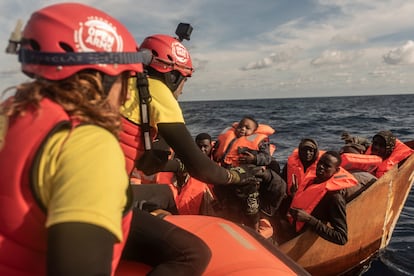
[172,41,189,64]
[75,17,123,53]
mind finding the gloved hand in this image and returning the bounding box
[227,165,260,185]
[135,149,171,175]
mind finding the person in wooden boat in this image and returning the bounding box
[341,131,371,151]
[365,130,414,178]
[279,138,325,218]
[212,116,275,168]
[151,133,218,216]
[195,132,214,158]
[118,31,259,275]
[287,151,358,245]
[339,144,378,202]
[0,3,152,275]
[282,138,325,197]
[211,116,277,232]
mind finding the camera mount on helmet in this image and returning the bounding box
[175,23,193,42]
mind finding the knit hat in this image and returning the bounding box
[373,130,396,157]
[299,138,318,149]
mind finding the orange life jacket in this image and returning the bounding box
[213,122,275,167]
[176,177,215,215]
[119,117,158,176]
[289,167,358,232]
[341,152,382,173]
[0,98,131,276]
[365,139,414,177]
[155,172,215,215]
[286,149,325,196]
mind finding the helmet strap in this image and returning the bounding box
[146,67,184,93]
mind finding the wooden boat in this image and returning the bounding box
[116,215,310,275]
[274,153,414,275]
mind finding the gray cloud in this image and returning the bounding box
[383,40,414,65]
[311,50,362,67]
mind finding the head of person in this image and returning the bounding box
[371,130,396,160]
[298,138,319,165]
[235,116,258,138]
[140,34,193,99]
[339,143,366,154]
[341,131,354,144]
[195,133,212,156]
[6,3,149,135]
[314,151,341,184]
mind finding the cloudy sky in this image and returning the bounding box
[1,0,414,101]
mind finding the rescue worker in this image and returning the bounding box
[119,32,257,275]
[0,3,149,275]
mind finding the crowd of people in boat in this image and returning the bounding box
[1,3,414,275]
[137,120,414,247]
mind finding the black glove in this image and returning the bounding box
[135,149,171,175]
[227,165,260,185]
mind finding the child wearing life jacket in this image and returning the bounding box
[212,116,276,235]
[212,116,274,168]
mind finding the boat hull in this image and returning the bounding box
[276,154,414,275]
[116,215,310,275]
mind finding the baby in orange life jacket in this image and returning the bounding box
[212,116,276,234]
[212,116,274,168]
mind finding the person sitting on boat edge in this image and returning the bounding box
[365,130,414,178]
[0,3,146,275]
[288,151,358,245]
[119,31,258,275]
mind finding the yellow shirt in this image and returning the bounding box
[120,78,185,129]
[35,125,129,241]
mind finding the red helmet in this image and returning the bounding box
[19,3,150,80]
[140,34,193,77]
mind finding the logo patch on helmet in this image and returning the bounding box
[172,41,189,63]
[75,17,123,52]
